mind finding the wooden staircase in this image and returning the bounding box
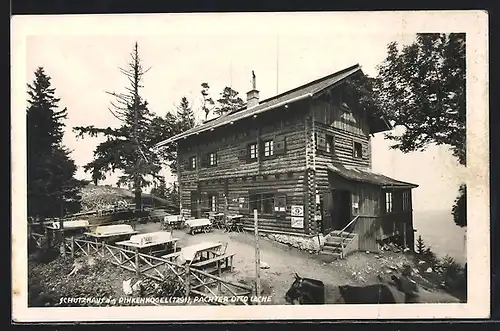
[319,230,357,260]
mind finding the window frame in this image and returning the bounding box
[209,152,217,167]
[385,191,393,213]
[189,156,197,170]
[208,194,217,212]
[249,143,258,160]
[353,140,363,159]
[249,191,276,215]
[263,140,274,157]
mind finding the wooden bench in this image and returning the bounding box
[161,251,182,263]
[191,253,235,274]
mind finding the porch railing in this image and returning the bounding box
[339,215,360,259]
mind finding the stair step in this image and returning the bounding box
[329,231,355,238]
[322,245,342,253]
[325,237,352,245]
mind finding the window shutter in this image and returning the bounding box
[200,153,208,167]
[317,132,327,151]
[238,143,248,161]
[274,135,286,156]
[361,142,368,158]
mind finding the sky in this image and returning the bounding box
[24,13,467,213]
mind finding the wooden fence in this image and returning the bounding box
[63,237,253,305]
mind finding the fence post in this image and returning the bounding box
[254,209,261,304]
[135,248,140,276]
[71,236,75,259]
[184,264,191,298]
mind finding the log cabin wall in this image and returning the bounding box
[310,85,374,229]
[176,101,311,235]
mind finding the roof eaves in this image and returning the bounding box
[155,92,313,149]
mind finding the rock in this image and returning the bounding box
[87,257,96,266]
[123,279,133,295]
[389,265,398,271]
[365,251,370,254]
[260,261,270,269]
[418,260,426,265]
[425,267,433,273]
[403,247,411,253]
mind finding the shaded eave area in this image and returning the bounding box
[154,63,391,149]
[327,164,419,189]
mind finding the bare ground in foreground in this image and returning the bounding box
[28,221,462,306]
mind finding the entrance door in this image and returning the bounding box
[190,191,199,217]
[331,190,352,230]
[321,192,334,235]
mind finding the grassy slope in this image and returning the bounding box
[80,184,175,211]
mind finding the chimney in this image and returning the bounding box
[246,70,259,108]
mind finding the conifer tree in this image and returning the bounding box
[27,67,87,218]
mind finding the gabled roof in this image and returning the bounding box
[155,64,369,148]
[327,164,418,189]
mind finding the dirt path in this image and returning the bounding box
[135,223,460,304]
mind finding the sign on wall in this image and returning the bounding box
[291,217,304,228]
[291,205,304,217]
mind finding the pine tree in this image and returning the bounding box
[176,97,196,132]
[27,67,87,218]
[415,235,426,255]
[74,42,179,210]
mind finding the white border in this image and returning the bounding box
[11,11,489,322]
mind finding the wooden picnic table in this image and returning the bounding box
[45,220,90,231]
[162,215,184,230]
[177,241,224,263]
[225,215,244,232]
[185,218,212,235]
[84,224,137,244]
[208,212,225,229]
[116,231,179,257]
[177,241,234,275]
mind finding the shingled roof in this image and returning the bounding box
[155,64,374,148]
[327,164,418,189]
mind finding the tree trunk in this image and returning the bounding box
[134,184,142,211]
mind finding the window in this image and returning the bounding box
[353,141,363,158]
[385,192,393,213]
[249,143,258,159]
[326,135,333,153]
[209,152,217,166]
[249,192,276,214]
[264,140,274,157]
[402,191,411,211]
[189,156,196,170]
[316,132,334,154]
[209,194,217,212]
[352,193,360,214]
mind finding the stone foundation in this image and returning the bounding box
[264,232,325,252]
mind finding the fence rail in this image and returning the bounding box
[63,237,253,305]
